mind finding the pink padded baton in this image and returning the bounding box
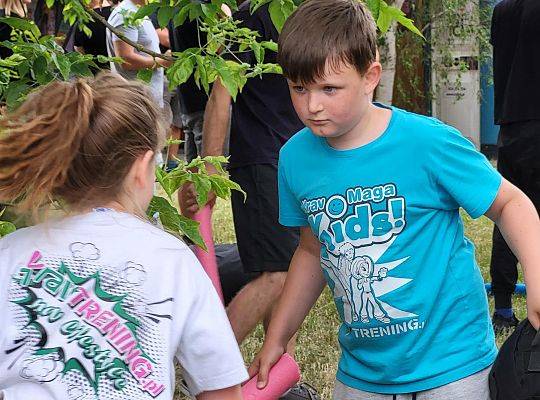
[193,205,301,398]
[192,204,224,303]
[241,353,301,400]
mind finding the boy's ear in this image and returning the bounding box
[363,61,382,95]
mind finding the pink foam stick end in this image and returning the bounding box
[241,354,301,400]
[192,204,224,303]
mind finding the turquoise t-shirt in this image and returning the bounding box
[278,105,501,394]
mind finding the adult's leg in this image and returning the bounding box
[226,165,300,345]
[227,270,288,343]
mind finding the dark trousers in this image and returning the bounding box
[490,121,540,309]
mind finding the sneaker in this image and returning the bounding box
[492,312,519,335]
[279,382,320,400]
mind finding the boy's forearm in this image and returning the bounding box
[490,184,540,327]
[265,238,326,347]
[201,81,232,163]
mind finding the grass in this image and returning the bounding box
[176,198,527,399]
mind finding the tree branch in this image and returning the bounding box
[84,5,175,62]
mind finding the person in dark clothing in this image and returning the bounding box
[73,0,113,71]
[169,18,209,162]
[179,3,320,399]
[490,0,540,333]
[0,0,31,59]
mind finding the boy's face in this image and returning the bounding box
[287,60,380,145]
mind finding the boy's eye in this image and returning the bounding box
[292,86,305,93]
[323,86,337,93]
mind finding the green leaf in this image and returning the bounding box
[395,14,424,38]
[173,5,190,27]
[268,0,295,32]
[201,3,220,18]
[188,3,204,20]
[167,55,195,87]
[157,6,175,28]
[131,3,160,21]
[364,0,381,21]
[46,0,54,8]
[5,80,29,109]
[213,57,238,100]
[70,62,93,77]
[261,40,278,52]
[191,174,212,207]
[158,167,190,198]
[251,41,264,64]
[137,68,153,83]
[376,1,423,38]
[250,0,272,13]
[32,55,52,85]
[0,17,41,39]
[376,1,393,33]
[208,174,246,200]
[82,25,92,38]
[261,62,282,74]
[51,54,71,81]
[0,221,16,237]
[147,196,206,250]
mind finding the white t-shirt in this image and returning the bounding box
[106,0,164,107]
[0,210,247,399]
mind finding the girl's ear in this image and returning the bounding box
[129,150,155,188]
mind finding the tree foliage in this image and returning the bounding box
[0,0,422,241]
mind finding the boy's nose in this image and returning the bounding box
[307,93,324,114]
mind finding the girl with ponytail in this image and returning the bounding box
[0,73,246,400]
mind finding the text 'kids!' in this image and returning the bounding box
[248,0,540,399]
[0,73,247,400]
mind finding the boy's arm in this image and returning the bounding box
[485,178,540,329]
[248,226,326,388]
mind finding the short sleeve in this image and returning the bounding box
[108,12,138,43]
[175,254,247,395]
[430,126,502,218]
[278,154,309,227]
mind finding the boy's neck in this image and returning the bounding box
[327,104,392,151]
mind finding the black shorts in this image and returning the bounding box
[229,164,300,273]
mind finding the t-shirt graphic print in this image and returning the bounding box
[306,183,421,334]
[7,246,167,398]
[0,212,247,400]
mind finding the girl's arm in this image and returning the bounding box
[247,226,326,388]
[196,385,242,400]
[485,178,540,329]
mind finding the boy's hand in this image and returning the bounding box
[247,343,286,389]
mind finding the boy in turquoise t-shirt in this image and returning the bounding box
[248,0,540,398]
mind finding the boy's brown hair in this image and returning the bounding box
[278,0,377,84]
[0,72,166,216]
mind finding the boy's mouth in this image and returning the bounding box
[309,119,330,126]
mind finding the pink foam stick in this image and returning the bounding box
[241,353,301,400]
[193,204,224,303]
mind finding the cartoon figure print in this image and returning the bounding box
[19,351,64,382]
[349,256,390,324]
